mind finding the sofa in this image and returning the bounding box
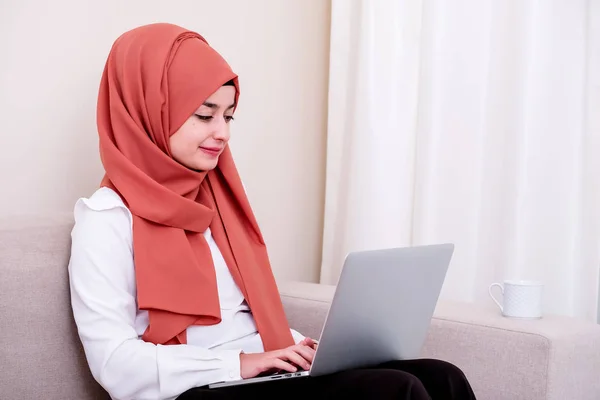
[1,215,600,400]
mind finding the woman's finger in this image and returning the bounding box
[293,344,315,363]
[269,357,297,373]
[302,337,318,350]
[280,348,311,370]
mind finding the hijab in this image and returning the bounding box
[96,23,294,350]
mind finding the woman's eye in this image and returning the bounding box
[195,115,234,123]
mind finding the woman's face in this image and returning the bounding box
[169,85,236,171]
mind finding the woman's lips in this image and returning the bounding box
[199,147,222,157]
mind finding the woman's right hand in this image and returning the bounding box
[239,343,316,379]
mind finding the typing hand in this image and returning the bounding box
[300,337,318,350]
[239,343,316,379]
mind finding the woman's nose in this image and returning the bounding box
[212,118,230,141]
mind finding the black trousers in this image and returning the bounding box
[177,359,477,399]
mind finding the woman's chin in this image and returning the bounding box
[189,157,219,172]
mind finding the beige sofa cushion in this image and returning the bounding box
[0,215,106,399]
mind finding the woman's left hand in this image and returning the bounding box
[300,337,318,350]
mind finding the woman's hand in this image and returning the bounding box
[239,342,316,379]
[300,337,318,350]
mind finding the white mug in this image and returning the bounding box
[488,280,543,319]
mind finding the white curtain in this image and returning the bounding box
[321,0,600,321]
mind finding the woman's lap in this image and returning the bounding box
[177,358,475,400]
[374,359,475,399]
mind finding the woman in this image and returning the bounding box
[68,23,476,400]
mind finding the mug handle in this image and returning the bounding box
[488,283,504,312]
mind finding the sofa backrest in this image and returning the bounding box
[0,215,107,399]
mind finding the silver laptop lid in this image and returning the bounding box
[310,244,454,377]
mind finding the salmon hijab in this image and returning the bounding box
[96,23,294,350]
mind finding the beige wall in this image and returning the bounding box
[0,0,330,282]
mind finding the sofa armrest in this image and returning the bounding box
[423,300,600,400]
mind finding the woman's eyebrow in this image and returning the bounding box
[202,102,236,110]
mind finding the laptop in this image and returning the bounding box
[208,243,454,389]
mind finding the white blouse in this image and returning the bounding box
[68,187,304,400]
